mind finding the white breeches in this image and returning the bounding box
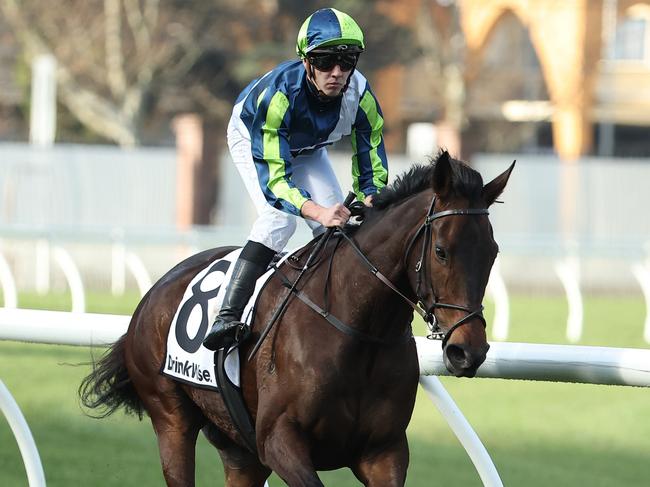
[227,104,344,252]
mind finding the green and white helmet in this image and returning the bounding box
[296,8,365,58]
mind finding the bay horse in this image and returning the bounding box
[80,151,513,486]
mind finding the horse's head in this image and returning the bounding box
[407,151,514,377]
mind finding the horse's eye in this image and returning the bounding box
[435,246,447,262]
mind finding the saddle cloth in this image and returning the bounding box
[161,248,293,390]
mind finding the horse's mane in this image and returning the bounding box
[372,151,484,210]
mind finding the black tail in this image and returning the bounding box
[78,335,144,419]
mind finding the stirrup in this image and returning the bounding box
[203,320,250,351]
[233,321,251,343]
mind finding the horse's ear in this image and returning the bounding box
[433,150,453,198]
[482,160,516,207]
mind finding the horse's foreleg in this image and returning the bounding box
[260,414,324,487]
[352,434,409,487]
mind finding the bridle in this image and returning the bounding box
[282,192,491,349]
[403,194,489,348]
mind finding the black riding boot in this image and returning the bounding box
[203,242,275,351]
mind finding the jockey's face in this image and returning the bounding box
[303,59,352,97]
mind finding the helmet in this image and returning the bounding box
[296,8,365,58]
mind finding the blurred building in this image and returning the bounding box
[2,1,649,161]
[376,0,650,160]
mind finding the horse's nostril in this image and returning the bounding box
[445,344,470,368]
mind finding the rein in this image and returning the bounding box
[252,193,490,353]
[336,194,489,349]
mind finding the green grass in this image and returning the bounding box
[1,292,649,486]
[15,290,142,316]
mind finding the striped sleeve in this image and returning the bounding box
[250,90,310,215]
[351,84,389,201]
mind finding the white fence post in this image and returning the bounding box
[52,247,85,313]
[0,248,18,309]
[555,254,583,343]
[420,376,503,487]
[111,239,126,297]
[35,239,50,296]
[125,251,152,298]
[487,256,510,341]
[632,261,650,344]
[29,54,57,147]
[0,379,46,487]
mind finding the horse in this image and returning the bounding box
[79,151,513,487]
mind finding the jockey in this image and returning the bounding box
[203,7,389,351]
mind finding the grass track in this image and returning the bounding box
[1,292,649,486]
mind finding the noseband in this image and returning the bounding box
[404,195,489,348]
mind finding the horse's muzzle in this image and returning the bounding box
[443,342,490,378]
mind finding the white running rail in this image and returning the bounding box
[0,308,129,346]
[2,309,650,487]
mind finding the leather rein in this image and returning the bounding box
[335,193,489,349]
[279,193,489,349]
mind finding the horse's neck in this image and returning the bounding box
[330,193,429,334]
[356,192,429,280]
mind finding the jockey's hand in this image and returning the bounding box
[301,200,351,227]
[363,194,374,207]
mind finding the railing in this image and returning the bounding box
[2,309,650,486]
[2,235,650,343]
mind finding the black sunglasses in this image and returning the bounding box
[307,52,360,72]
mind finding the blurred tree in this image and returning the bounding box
[0,0,415,225]
[0,0,275,146]
[0,0,414,147]
[416,1,465,127]
[412,0,466,154]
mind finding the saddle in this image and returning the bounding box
[214,197,368,454]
